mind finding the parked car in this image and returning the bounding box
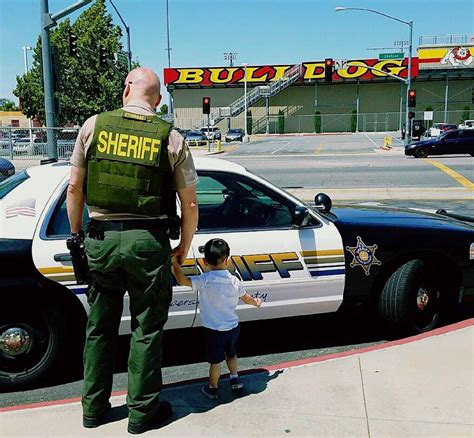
[458,120,474,129]
[1,158,474,389]
[200,126,221,141]
[426,123,457,137]
[405,128,474,158]
[12,137,32,154]
[0,158,14,181]
[225,128,245,142]
[184,130,207,146]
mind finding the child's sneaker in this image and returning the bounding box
[230,376,244,390]
[201,384,219,400]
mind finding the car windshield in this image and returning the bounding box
[0,170,29,199]
[229,129,241,133]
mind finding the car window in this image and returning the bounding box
[460,130,474,138]
[45,189,89,238]
[444,131,458,140]
[0,170,29,199]
[196,171,296,231]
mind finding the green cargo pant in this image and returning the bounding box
[81,228,172,424]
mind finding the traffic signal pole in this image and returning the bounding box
[404,20,413,146]
[40,0,92,160]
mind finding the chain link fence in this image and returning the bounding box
[174,109,470,135]
[0,107,470,175]
[0,127,79,172]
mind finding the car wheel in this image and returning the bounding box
[0,305,65,389]
[379,260,441,334]
[414,147,429,158]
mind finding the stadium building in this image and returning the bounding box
[164,34,474,134]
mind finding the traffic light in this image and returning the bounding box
[203,97,210,114]
[68,31,78,57]
[324,58,333,82]
[408,111,415,119]
[408,89,416,107]
[99,46,107,66]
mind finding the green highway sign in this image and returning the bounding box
[378,52,405,60]
[115,52,129,67]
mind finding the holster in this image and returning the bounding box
[66,233,89,285]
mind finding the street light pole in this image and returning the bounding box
[109,0,132,71]
[243,63,248,139]
[335,6,413,145]
[22,46,33,144]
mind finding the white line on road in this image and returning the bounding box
[270,141,290,155]
[364,133,379,147]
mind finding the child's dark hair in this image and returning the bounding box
[204,238,230,266]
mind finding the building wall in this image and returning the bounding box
[0,111,29,127]
[172,78,474,133]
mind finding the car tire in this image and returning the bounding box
[379,260,441,334]
[0,305,65,390]
[414,147,429,158]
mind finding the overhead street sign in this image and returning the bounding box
[115,52,128,67]
[378,52,405,60]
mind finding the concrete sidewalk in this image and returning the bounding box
[1,320,472,437]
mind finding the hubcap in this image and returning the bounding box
[0,327,31,356]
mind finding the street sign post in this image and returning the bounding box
[378,52,405,60]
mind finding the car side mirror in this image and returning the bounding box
[293,206,310,226]
[314,193,332,214]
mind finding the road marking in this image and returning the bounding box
[314,143,324,154]
[364,133,379,147]
[424,158,474,190]
[270,141,290,155]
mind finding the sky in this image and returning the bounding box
[1,0,473,105]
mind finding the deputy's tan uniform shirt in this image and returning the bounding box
[70,100,199,220]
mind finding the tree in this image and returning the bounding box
[158,104,168,115]
[14,0,131,126]
[0,99,19,111]
[460,106,470,124]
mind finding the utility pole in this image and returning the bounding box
[108,0,132,71]
[166,0,173,117]
[40,0,92,160]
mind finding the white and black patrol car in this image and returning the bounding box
[1,159,473,389]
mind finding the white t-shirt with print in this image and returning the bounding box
[191,270,245,331]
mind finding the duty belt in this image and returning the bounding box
[87,217,181,240]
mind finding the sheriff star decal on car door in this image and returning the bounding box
[346,236,381,275]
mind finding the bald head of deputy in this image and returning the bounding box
[123,67,162,109]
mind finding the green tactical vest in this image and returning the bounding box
[86,109,175,217]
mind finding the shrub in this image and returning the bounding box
[314,110,321,133]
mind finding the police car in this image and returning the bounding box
[1,158,474,389]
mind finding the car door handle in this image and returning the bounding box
[198,246,205,254]
[54,253,72,262]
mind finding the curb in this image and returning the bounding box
[1,319,472,413]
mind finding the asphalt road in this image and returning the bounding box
[224,134,473,192]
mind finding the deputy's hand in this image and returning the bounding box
[255,298,262,308]
[172,244,187,265]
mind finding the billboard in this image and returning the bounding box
[164,58,419,87]
[418,46,474,69]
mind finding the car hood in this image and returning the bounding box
[329,205,474,232]
[407,139,438,148]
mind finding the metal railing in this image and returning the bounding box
[200,64,302,127]
[418,34,474,46]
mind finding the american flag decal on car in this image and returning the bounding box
[5,198,36,218]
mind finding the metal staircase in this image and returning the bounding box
[200,63,302,127]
